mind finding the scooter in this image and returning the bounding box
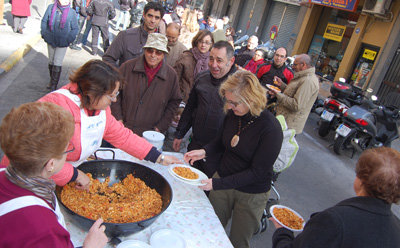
[233,33,249,53]
[333,97,400,156]
[318,78,364,137]
[257,40,276,62]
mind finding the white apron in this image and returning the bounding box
[0,170,67,230]
[55,89,106,167]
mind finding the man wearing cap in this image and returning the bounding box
[103,1,164,67]
[111,33,182,136]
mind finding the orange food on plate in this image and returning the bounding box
[173,166,199,180]
[273,207,304,230]
[60,173,162,223]
[268,84,281,92]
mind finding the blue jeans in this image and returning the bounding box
[116,10,129,30]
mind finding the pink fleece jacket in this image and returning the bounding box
[34,83,154,185]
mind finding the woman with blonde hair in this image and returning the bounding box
[174,29,214,103]
[184,70,283,248]
[0,102,107,247]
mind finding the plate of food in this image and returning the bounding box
[270,205,305,232]
[266,84,281,93]
[168,164,207,186]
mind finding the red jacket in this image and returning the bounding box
[11,0,32,17]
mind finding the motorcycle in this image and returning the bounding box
[257,40,276,62]
[233,32,249,53]
[333,97,400,156]
[318,78,364,137]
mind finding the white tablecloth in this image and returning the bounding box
[63,149,233,248]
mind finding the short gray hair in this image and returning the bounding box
[296,54,312,67]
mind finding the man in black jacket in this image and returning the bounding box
[235,35,258,67]
[86,0,116,55]
[173,41,237,176]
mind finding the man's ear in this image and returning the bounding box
[229,56,235,66]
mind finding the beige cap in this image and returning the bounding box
[143,33,169,54]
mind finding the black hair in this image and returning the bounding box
[213,41,234,59]
[144,2,165,17]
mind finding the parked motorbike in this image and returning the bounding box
[233,33,249,53]
[318,78,364,137]
[257,40,276,62]
[333,97,400,156]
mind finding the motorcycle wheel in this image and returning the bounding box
[334,135,353,155]
[318,120,331,137]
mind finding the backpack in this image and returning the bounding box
[273,115,299,173]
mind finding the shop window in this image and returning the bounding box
[308,8,359,81]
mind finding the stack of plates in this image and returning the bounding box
[117,240,152,248]
[168,164,207,186]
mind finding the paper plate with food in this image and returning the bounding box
[270,204,305,232]
[266,84,281,93]
[168,164,207,186]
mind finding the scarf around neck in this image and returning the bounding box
[6,165,56,209]
[49,1,70,31]
[192,47,209,78]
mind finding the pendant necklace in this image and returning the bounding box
[231,117,257,147]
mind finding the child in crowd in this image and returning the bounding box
[163,102,190,153]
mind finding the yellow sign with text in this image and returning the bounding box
[362,49,377,61]
[323,23,346,42]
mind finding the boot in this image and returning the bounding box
[49,66,62,91]
[47,64,53,89]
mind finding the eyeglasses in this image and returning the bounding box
[145,48,164,56]
[166,35,179,40]
[64,144,75,154]
[293,62,303,67]
[224,97,242,108]
[106,91,120,101]
[274,54,286,58]
[199,41,212,46]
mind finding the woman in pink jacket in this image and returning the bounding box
[0,59,180,188]
[11,0,32,33]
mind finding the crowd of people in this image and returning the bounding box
[1,1,400,248]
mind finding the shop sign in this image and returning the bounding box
[362,49,377,61]
[309,0,360,12]
[323,23,346,42]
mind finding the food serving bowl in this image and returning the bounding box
[56,159,173,239]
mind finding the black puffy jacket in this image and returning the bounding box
[175,65,237,148]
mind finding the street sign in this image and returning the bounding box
[270,25,278,40]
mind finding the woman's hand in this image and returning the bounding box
[173,138,182,152]
[184,149,206,165]
[199,178,213,191]
[157,154,182,166]
[269,217,284,229]
[83,218,108,248]
[75,169,90,190]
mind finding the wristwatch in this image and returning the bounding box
[159,154,165,164]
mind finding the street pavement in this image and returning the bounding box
[1,2,400,248]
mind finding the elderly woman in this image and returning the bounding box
[0,102,107,247]
[2,60,180,188]
[271,147,400,248]
[243,49,265,74]
[174,29,214,103]
[184,70,283,248]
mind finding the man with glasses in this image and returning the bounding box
[173,41,237,176]
[103,1,164,67]
[256,47,294,87]
[110,33,182,136]
[268,54,319,134]
[235,35,259,67]
[165,22,187,67]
